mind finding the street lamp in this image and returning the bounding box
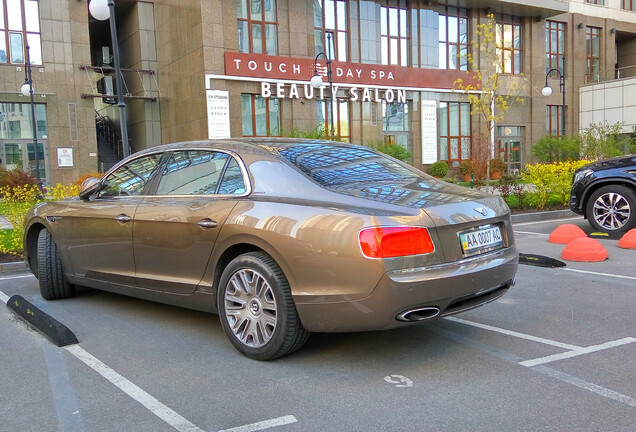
[542,55,566,137]
[311,31,335,136]
[21,43,41,186]
[89,0,129,157]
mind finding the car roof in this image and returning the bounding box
[132,138,353,158]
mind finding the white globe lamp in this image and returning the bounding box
[541,85,553,97]
[89,0,111,21]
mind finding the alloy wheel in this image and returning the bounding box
[592,192,631,231]
[223,268,277,348]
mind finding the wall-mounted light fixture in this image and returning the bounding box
[577,23,584,29]
[610,28,616,34]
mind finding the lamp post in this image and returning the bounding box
[542,55,566,137]
[89,0,129,157]
[20,43,41,186]
[310,31,335,136]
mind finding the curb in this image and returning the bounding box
[6,295,78,347]
[0,261,29,275]
[511,209,577,224]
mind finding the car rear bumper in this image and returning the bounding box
[294,246,518,332]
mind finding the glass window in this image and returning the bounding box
[313,0,348,61]
[382,101,409,132]
[156,150,231,195]
[439,101,471,167]
[438,6,469,70]
[241,94,281,137]
[100,154,162,197]
[380,1,408,66]
[1,0,41,64]
[622,0,635,10]
[236,0,278,54]
[546,105,565,137]
[0,102,46,139]
[546,21,565,76]
[585,0,604,4]
[496,15,522,74]
[586,26,601,82]
[317,99,350,141]
[217,158,247,195]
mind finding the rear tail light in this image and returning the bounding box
[359,226,435,258]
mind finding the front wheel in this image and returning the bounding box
[586,185,636,234]
[217,252,309,360]
[37,229,74,300]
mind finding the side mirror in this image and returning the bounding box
[78,177,102,201]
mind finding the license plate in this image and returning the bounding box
[459,225,503,255]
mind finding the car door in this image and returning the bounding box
[64,153,163,287]
[133,149,248,294]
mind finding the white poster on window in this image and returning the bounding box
[206,90,231,139]
[421,100,438,164]
[57,147,73,167]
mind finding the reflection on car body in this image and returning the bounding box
[24,138,518,360]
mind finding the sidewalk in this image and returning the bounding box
[0,216,11,229]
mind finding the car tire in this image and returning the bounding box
[585,185,636,234]
[37,229,74,300]
[217,252,309,360]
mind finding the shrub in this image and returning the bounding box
[579,121,632,160]
[0,184,44,255]
[459,160,474,175]
[0,167,38,189]
[50,183,81,200]
[532,135,581,163]
[429,161,449,178]
[521,160,590,209]
[74,171,103,186]
[490,157,507,175]
[367,140,411,162]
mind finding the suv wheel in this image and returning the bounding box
[585,185,636,234]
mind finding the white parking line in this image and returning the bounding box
[218,416,298,432]
[65,345,205,432]
[513,231,550,236]
[561,268,636,281]
[0,290,9,304]
[513,217,581,226]
[0,274,34,281]
[534,366,636,408]
[520,337,636,367]
[444,316,581,350]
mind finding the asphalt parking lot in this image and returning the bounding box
[1,213,634,432]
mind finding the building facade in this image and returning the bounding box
[1,0,636,186]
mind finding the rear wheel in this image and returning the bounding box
[217,252,309,360]
[586,185,636,234]
[37,229,74,300]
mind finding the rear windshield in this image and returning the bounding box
[278,143,418,187]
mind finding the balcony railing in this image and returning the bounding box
[584,65,636,84]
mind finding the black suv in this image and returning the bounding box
[569,154,636,234]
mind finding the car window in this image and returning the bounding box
[278,143,418,186]
[156,150,230,195]
[100,154,162,197]
[217,157,247,195]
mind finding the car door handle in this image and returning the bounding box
[115,214,132,223]
[197,218,218,229]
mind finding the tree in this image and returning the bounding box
[579,121,634,160]
[453,14,527,176]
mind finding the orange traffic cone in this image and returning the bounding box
[549,224,587,244]
[561,237,608,262]
[618,228,636,249]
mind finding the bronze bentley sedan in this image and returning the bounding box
[24,138,518,360]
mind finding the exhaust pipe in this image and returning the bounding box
[396,306,440,322]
